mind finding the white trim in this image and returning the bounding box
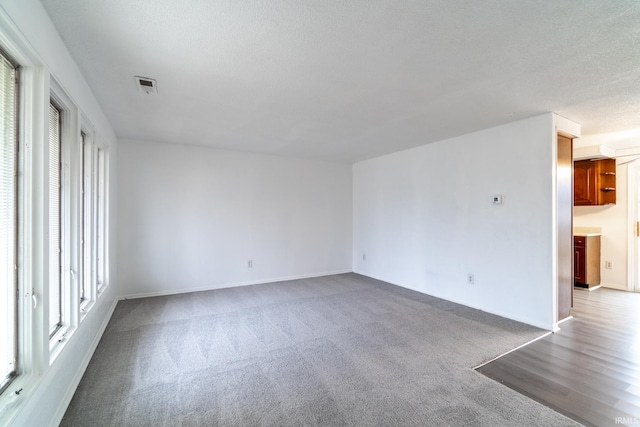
[551,124,559,328]
[353,271,554,330]
[78,122,94,316]
[0,7,49,421]
[120,269,353,300]
[95,144,109,295]
[628,160,639,292]
[557,315,573,325]
[0,373,37,426]
[551,314,573,332]
[554,114,582,139]
[48,298,117,427]
[472,330,553,370]
[551,114,581,329]
[48,79,80,361]
[600,282,627,291]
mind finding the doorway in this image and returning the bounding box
[629,160,640,292]
[557,133,573,320]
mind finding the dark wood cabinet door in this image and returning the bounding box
[574,245,586,284]
[574,160,596,205]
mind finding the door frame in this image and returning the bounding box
[552,115,581,331]
[556,132,574,322]
[628,159,640,292]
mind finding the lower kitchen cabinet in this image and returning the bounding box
[574,235,601,288]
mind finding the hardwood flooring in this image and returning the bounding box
[477,287,640,427]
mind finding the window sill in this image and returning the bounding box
[0,373,38,427]
[97,283,108,297]
[80,300,95,322]
[49,325,76,365]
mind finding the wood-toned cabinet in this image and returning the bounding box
[574,235,600,288]
[573,159,616,206]
[574,241,586,284]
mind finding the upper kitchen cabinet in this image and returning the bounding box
[574,158,616,206]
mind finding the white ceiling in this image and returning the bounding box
[40,0,640,163]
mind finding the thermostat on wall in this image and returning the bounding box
[492,195,503,205]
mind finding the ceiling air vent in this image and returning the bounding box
[134,76,158,95]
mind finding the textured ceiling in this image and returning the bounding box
[40,0,640,163]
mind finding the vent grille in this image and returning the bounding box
[134,76,158,95]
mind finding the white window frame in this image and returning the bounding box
[0,7,112,424]
[0,11,47,422]
[95,143,109,295]
[79,122,96,316]
[48,81,79,360]
[0,46,19,398]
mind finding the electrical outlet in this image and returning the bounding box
[605,260,612,269]
[247,260,253,268]
[467,273,475,284]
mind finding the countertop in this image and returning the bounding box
[573,227,602,237]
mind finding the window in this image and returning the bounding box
[0,50,18,394]
[79,129,109,311]
[48,86,79,352]
[80,131,88,306]
[48,102,62,337]
[96,147,106,290]
[0,13,112,414]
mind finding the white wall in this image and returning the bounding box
[574,162,628,289]
[0,1,118,426]
[118,139,352,297]
[353,114,559,329]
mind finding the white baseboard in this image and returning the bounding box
[49,298,119,427]
[120,269,353,300]
[554,315,573,332]
[600,282,628,291]
[352,270,554,331]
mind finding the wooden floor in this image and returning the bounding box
[477,287,640,427]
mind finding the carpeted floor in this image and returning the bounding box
[61,273,579,426]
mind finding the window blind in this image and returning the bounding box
[0,52,17,393]
[48,103,61,337]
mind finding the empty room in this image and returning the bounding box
[1,1,639,426]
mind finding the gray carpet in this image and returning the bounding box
[61,273,579,426]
